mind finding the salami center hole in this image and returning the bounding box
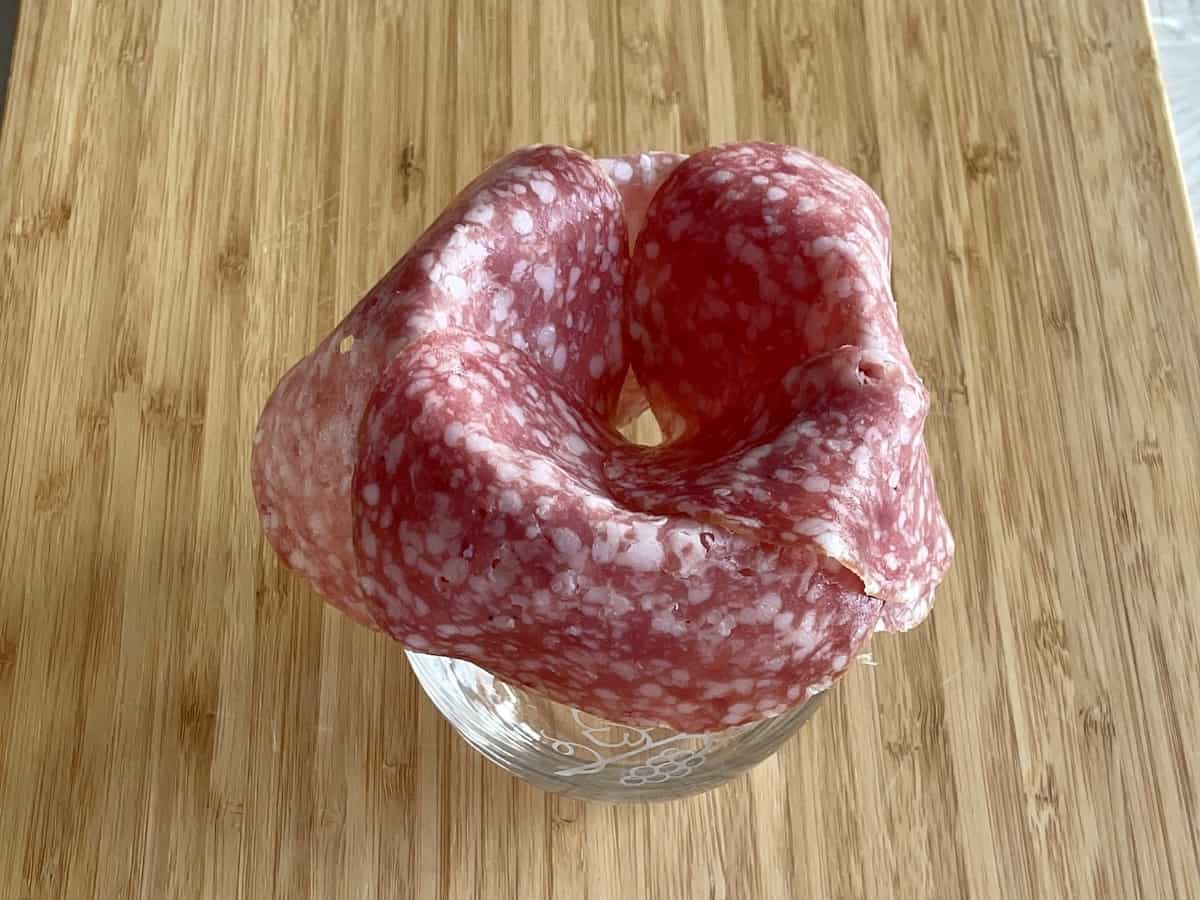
[618,409,664,447]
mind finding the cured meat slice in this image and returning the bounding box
[605,346,951,624]
[352,328,882,730]
[253,141,954,731]
[252,147,629,621]
[622,143,952,624]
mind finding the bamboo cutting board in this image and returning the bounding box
[2,2,1199,898]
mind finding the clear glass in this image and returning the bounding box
[407,650,823,803]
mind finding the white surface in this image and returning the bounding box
[1151,0,1200,236]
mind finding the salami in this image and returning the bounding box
[252,141,954,732]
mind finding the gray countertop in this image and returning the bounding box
[1152,0,1200,237]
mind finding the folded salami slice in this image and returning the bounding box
[252,146,630,624]
[352,329,882,728]
[252,141,954,731]
[621,143,952,624]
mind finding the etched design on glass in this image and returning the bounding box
[542,708,715,785]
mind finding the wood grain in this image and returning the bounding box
[2,1,1199,897]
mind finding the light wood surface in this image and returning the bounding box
[3,2,1199,898]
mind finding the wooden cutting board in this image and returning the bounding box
[3,2,1198,897]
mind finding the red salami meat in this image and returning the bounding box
[253,141,954,732]
[252,146,630,623]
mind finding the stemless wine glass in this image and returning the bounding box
[407,650,823,803]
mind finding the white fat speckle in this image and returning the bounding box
[491,288,514,322]
[384,435,406,476]
[752,175,769,186]
[801,475,830,492]
[527,459,558,488]
[442,557,469,584]
[900,387,922,418]
[587,276,601,292]
[512,209,534,235]
[443,274,467,298]
[591,521,623,564]
[464,203,494,225]
[443,422,465,446]
[617,533,664,571]
[651,609,687,636]
[495,461,521,482]
[754,593,782,623]
[530,179,556,203]
[360,522,378,559]
[668,212,693,240]
[794,518,831,537]
[709,169,734,184]
[464,432,492,454]
[766,186,787,202]
[361,483,381,506]
[612,160,633,182]
[551,570,577,595]
[404,378,433,398]
[850,445,872,477]
[609,593,632,615]
[810,235,835,256]
[551,345,567,371]
[638,682,664,698]
[588,354,604,378]
[611,660,638,681]
[703,681,732,698]
[565,433,588,455]
[536,324,557,350]
[534,264,556,301]
[552,528,583,555]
